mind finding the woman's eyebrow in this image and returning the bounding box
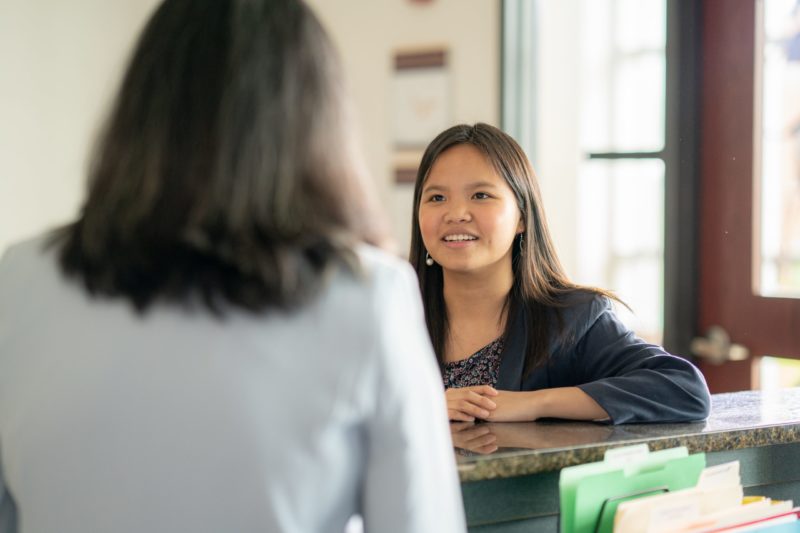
[422,184,447,193]
[422,180,498,193]
[466,181,499,189]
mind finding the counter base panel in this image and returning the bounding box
[463,441,800,532]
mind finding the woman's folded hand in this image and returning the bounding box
[445,385,498,422]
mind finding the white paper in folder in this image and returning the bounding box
[613,461,743,533]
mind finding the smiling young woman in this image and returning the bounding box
[409,123,712,424]
[418,144,522,370]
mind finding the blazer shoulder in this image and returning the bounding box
[549,290,615,352]
[556,290,611,326]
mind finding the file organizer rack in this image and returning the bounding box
[559,445,706,533]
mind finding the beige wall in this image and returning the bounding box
[0,0,500,257]
[0,0,162,255]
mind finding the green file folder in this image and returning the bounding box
[559,445,706,533]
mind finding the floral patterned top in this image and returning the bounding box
[442,337,504,389]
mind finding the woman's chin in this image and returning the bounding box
[438,260,480,275]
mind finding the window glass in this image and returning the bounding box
[579,0,666,153]
[761,356,800,390]
[506,0,666,342]
[757,0,800,296]
[612,54,665,151]
[577,159,665,341]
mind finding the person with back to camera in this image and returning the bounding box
[409,123,711,425]
[0,1,466,532]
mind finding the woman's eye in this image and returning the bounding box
[473,192,491,200]
[429,194,445,202]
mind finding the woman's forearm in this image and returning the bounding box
[533,387,609,421]
[488,387,610,422]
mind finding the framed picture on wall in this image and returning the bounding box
[392,48,450,149]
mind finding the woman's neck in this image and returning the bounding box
[443,265,514,328]
[441,264,514,362]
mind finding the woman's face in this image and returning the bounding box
[418,144,523,277]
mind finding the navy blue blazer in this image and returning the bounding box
[495,294,711,424]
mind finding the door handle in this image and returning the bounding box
[690,326,749,364]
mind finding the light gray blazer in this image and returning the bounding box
[0,236,465,533]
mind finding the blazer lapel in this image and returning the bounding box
[495,307,526,391]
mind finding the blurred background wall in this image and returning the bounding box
[0,0,501,260]
[0,0,162,255]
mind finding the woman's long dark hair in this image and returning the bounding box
[54,0,388,313]
[410,123,620,376]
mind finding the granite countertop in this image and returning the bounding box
[455,388,800,482]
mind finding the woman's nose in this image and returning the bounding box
[444,201,472,223]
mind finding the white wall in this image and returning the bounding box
[0,0,500,257]
[0,0,162,255]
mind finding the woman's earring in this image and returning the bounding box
[518,233,525,249]
[425,252,434,266]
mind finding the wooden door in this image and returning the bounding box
[697,0,800,393]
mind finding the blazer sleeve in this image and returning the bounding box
[360,262,466,533]
[571,298,711,424]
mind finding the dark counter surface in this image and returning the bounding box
[455,388,800,482]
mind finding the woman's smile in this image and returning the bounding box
[442,232,479,248]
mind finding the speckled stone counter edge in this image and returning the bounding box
[458,423,800,482]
